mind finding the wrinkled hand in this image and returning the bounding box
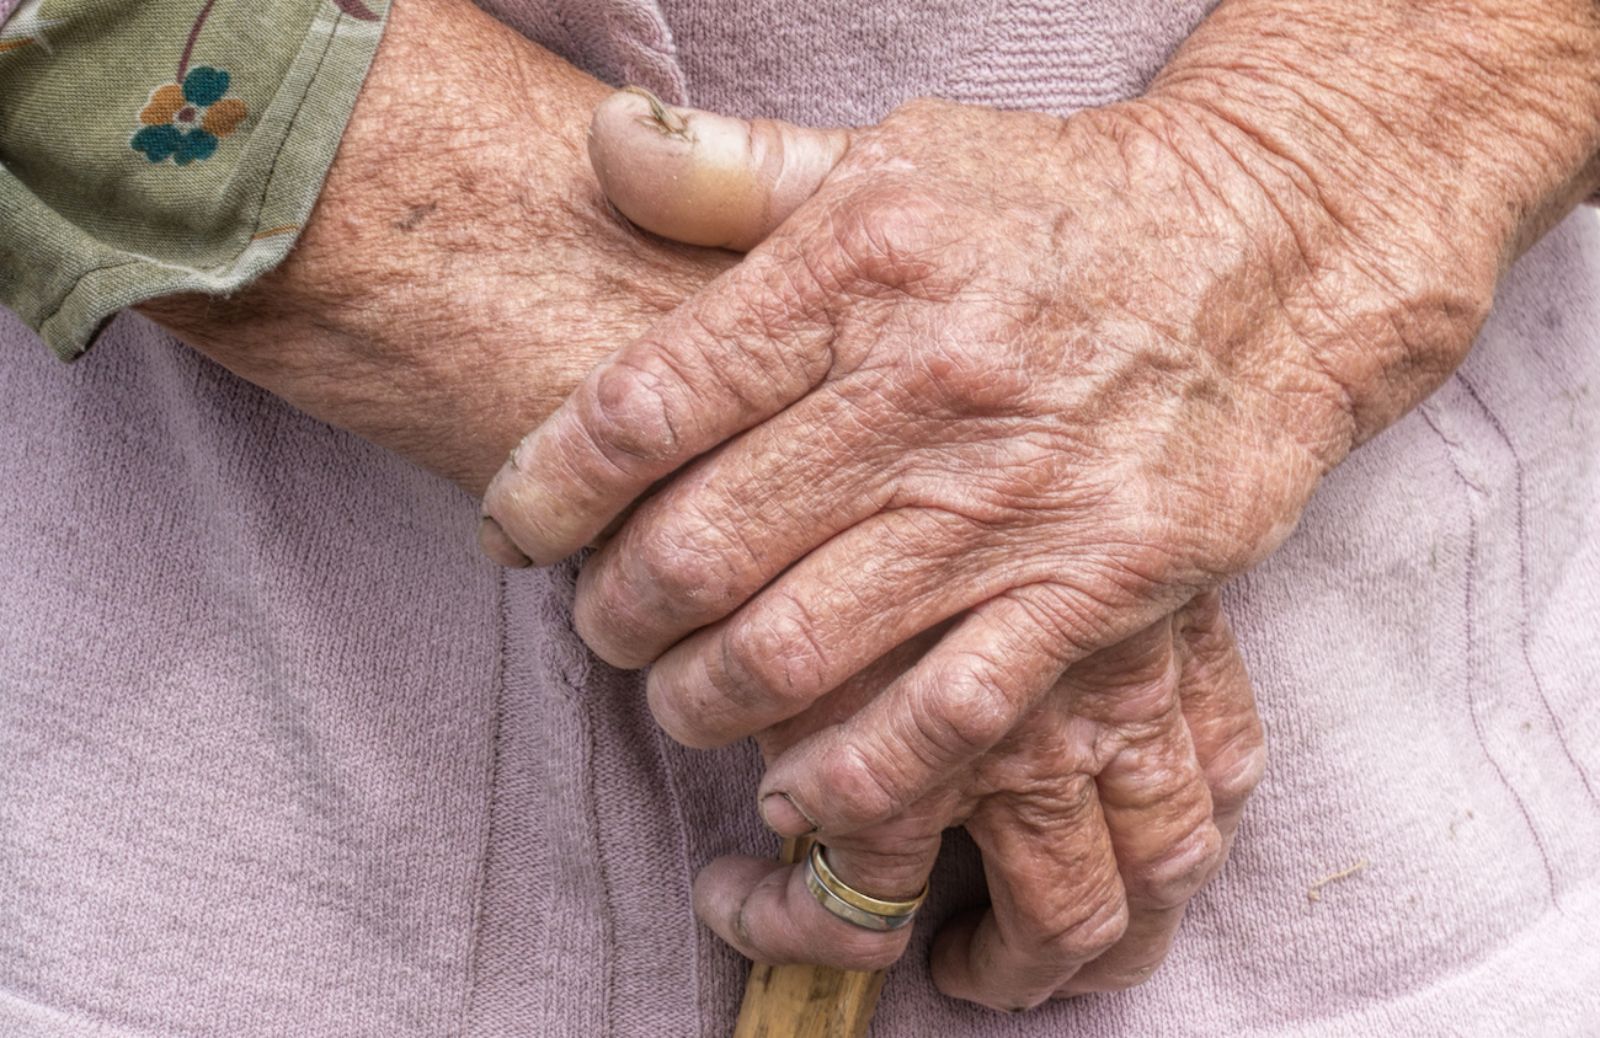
[484,89,1287,1008]
[486,87,1456,824]
[723,592,1265,1009]
[129,0,1275,1007]
[481,34,1506,994]
[492,0,1600,1009]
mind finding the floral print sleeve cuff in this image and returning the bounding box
[0,0,390,360]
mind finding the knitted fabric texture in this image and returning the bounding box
[2,1,1598,1035]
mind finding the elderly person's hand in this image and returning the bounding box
[145,0,1280,1006]
[128,2,1273,1009]
[481,0,1600,1000]
[731,591,1264,1009]
[525,93,1275,1009]
[128,0,1274,1010]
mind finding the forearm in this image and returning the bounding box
[142,0,722,494]
[1137,0,1600,448]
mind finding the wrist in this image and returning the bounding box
[141,0,723,496]
[1141,0,1600,446]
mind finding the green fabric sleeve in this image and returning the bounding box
[0,0,390,360]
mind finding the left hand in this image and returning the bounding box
[483,81,1479,830]
[484,0,1600,799]
[483,0,1600,1001]
[492,90,1275,1010]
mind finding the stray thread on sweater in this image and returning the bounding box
[1307,858,1370,903]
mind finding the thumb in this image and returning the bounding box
[588,87,850,252]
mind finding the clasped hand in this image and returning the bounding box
[481,90,1329,1009]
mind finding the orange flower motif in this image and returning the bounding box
[138,84,188,127]
[202,98,248,137]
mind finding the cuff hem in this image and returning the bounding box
[39,3,388,361]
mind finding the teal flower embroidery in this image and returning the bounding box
[132,66,247,166]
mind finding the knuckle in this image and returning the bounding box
[1207,730,1269,814]
[827,182,955,288]
[1036,895,1129,964]
[631,522,721,608]
[907,337,1035,419]
[718,603,829,713]
[818,741,907,832]
[1124,823,1224,910]
[585,358,684,467]
[917,655,1024,758]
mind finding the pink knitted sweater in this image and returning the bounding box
[1,2,1597,1035]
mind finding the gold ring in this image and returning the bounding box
[803,840,928,932]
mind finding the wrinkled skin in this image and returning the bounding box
[140,0,733,494]
[482,99,1456,754]
[529,90,1277,1008]
[487,93,1365,1005]
[483,0,1600,1006]
[137,0,1273,1011]
[482,112,1408,769]
[725,591,1264,1008]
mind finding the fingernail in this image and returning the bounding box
[478,516,532,568]
[760,792,816,837]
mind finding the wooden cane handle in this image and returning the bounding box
[730,836,887,1038]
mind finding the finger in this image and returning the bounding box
[693,810,943,972]
[635,504,997,732]
[751,583,1142,838]
[481,245,834,566]
[568,386,901,668]
[639,471,1177,746]
[477,515,532,569]
[1059,596,1263,998]
[1171,591,1266,845]
[930,778,1128,1011]
[482,94,856,567]
[569,280,1057,667]
[1059,621,1225,995]
[570,332,1052,667]
[589,87,850,252]
[752,623,948,763]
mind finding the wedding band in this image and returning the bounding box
[803,840,928,932]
